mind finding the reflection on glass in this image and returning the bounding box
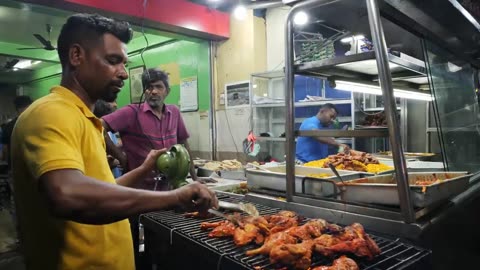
[425,41,480,173]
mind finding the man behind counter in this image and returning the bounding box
[296,103,350,164]
[11,13,217,270]
[101,67,198,268]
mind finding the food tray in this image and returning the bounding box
[336,172,471,208]
[246,165,372,196]
[197,167,246,180]
[375,151,436,161]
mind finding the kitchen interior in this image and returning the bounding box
[1,0,480,270]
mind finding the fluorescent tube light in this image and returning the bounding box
[335,80,433,101]
[340,35,365,43]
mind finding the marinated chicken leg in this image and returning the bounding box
[207,221,236,237]
[245,230,297,256]
[311,256,359,270]
[269,240,315,270]
[234,223,263,246]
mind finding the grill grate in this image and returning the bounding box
[141,195,431,270]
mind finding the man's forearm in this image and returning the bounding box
[315,137,340,147]
[115,164,150,187]
[39,169,179,224]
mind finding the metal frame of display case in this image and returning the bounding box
[285,0,417,223]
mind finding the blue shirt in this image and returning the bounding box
[108,131,122,178]
[296,116,329,162]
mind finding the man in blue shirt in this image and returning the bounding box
[296,103,350,163]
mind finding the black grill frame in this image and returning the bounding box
[141,195,431,270]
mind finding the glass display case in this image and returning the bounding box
[250,71,355,162]
[424,41,480,173]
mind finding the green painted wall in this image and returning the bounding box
[21,39,211,111]
[118,39,211,110]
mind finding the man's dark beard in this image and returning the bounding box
[101,90,118,103]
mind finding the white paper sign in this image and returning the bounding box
[180,76,198,112]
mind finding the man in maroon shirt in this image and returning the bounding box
[101,68,198,268]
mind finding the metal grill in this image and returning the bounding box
[141,195,431,270]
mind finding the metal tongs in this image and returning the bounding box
[207,201,259,224]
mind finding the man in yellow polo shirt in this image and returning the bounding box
[11,14,217,270]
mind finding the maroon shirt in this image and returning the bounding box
[103,103,189,190]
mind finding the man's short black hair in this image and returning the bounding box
[141,68,170,92]
[57,13,133,68]
[93,100,113,118]
[321,103,339,115]
[13,96,32,111]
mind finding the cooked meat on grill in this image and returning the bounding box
[287,219,327,241]
[246,219,328,257]
[233,223,264,246]
[183,211,213,219]
[266,211,300,234]
[195,210,381,269]
[246,229,298,256]
[314,223,381,259]
[207,221,236,238]
[270,240,315,270]
[311,255,359,270]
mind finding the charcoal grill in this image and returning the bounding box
[140,195,431,270]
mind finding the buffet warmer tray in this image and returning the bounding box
[246,165,371,196]
[334,172,471,208]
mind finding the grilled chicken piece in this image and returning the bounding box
[313,234,342,257]
[326,223,380,259]
[287,219,327,241]
[208,221,236,238]
[233,223,264,246]
[246,230,297,256]
[314,223,380,259]
[269,240,315,270]
[246,219,328,256]
[200,220,226,230]
[266,211,299,234]
[311,256,359,270]
[184,211,213,219]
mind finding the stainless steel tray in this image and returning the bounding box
[336,172,471,208]
[246,165,372,196]
[197,167,246,180]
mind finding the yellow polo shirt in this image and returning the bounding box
[11,86,134,270]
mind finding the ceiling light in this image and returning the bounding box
[334,80,433,101]
[32,61,42,65]
[340,35,365,43]
[233,5,247,20]
[294,11,309,25]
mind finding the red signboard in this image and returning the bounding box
[23,0,230,40]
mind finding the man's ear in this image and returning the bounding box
[68,44,85,68]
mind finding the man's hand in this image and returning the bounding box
[118,152,128,171]
[138,149,167,174]
[173,182,218,212]
[107,155,120,169]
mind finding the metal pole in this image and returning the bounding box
[209,42,217,160]
[284,0,339,202]
[366,0,415,223]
